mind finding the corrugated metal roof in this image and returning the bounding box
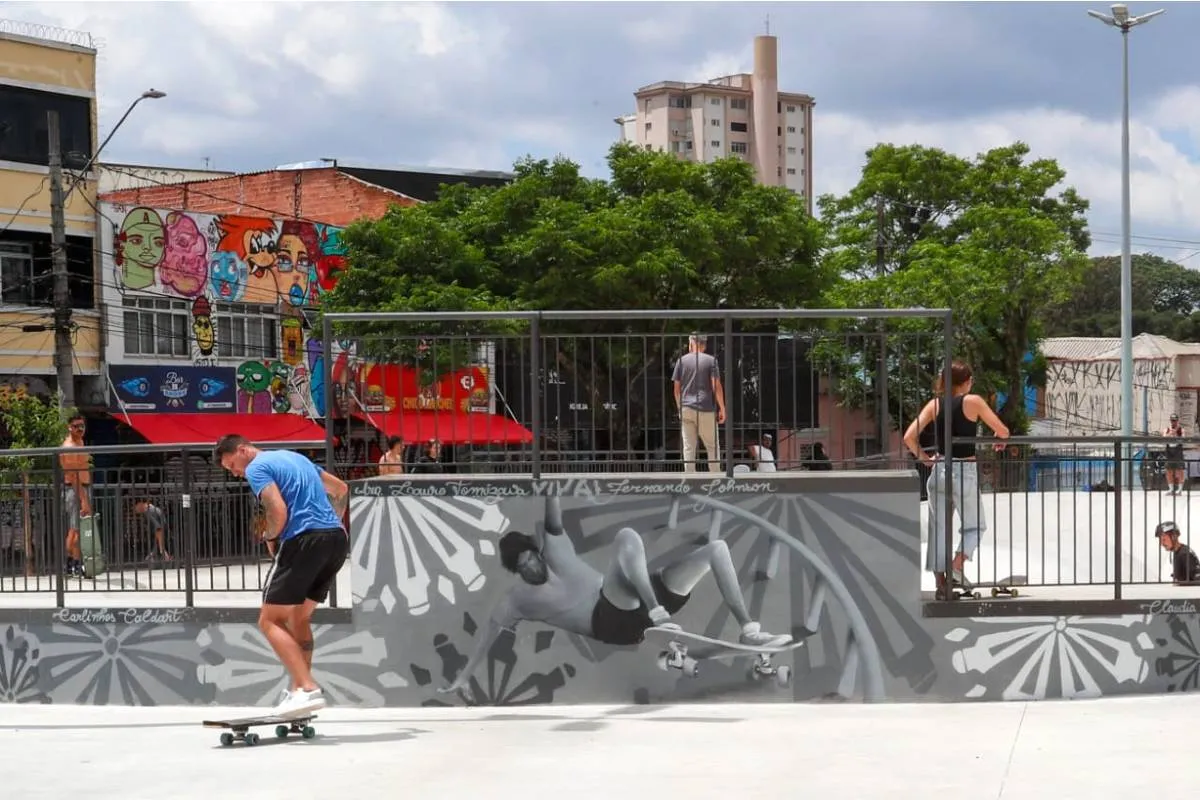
[1041,333,1200,362]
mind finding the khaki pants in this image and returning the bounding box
[681,407,720,472]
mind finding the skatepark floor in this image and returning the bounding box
[2,695,1191,800]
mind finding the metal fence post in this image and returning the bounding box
[942,312,955,594]
[322,315,336,475]
[724,313,735,478]
[1113,438,1123,601]
[52,454,65,607]
[181,448,195,608]
[530,313,542,480]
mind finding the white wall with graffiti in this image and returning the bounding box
[98,203,347,417]
[1043,356,1200,437]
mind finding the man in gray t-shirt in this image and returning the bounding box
[134,499,172,562]
[671,333,726,472]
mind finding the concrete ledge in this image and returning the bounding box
[0,606,354,625]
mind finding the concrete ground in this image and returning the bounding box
[1,695,1191,800]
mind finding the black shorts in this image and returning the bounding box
[263,528,348,606]
[590,572,690,646]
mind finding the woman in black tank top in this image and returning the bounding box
[903,361,1010,599]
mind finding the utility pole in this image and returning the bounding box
[875,194,888,457]
[47,110,74,410]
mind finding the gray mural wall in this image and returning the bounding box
[2,471,1200,707]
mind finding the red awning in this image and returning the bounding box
[355,410,532,446]
[121,413,328,447]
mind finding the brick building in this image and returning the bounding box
[93,161,519,453]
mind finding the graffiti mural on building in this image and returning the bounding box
[107,204,348,415]
[1044,358,1178,435]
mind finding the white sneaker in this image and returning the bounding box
[739,622,792,649]
[274,687,325,719]
[648,606,679,629]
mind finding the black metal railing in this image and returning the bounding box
[0,441,342,608]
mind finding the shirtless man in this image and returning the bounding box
[59,414,90,577]
[439,493,791,695]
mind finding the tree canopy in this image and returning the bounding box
[815,142,1092,432]
[322,142,828,447]
[1042,253,1200,341]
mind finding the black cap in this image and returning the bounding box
[1155,520,1180,538]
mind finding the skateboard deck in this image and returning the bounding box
[643,625,804,687]
[937,575,1027,600]
[203,714,318,747]
[79,513,105,578]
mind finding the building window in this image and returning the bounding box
[710,98,721,106]
[122,298,190,358]
[787,126,797,133]
[730,98,748,110]
[730,142,748,154]
[645,122,652,132]
[685,140,694,150]
[0,242,35,306]
[787,146,797,154]
[216,302,279,360]
[668,95,692,109]
[710,119,721,127]
[787,168,797,175]
[0,85,93,170]
[710,140,721,148]
[730,121,748,133]
[787,105,797,113]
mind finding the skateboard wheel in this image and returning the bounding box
[991,587,1000,598]
[219,733,234,747]
[1010,589,1019,598]
[275,725,290,739]
[302,726,316,740]
[656,653,670,672]
[682,658,699,678]
[971,591,981,600]
[776,666,792,688]
[245,733,260,747]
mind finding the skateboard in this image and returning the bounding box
[983,575,1028,599]
[642,626,805,688]
[935,575,1027,600]
[202,714,318,747]
[79,513,105,578]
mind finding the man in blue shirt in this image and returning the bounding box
[215,434,350,719]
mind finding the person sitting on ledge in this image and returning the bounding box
[1154,521,1200,585]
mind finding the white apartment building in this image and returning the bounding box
[614,35,814,214]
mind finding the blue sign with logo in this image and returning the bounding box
[108,365,237,413]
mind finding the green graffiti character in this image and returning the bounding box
[116,207,166,290]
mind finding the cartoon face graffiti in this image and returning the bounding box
[280,315,304,366]
[276,220,316,307]
[160,212,209,297]
[208,251,247,302]
[268,361,292,412]
[115,208,166,290]
[191,296,215,356]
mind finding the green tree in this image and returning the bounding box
[1042,253,1200,340]
[322,142,828,446]
[0,390,70,575]
[816,142,1091,433]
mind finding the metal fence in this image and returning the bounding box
[320,308,957,481]
[0,442,341,608]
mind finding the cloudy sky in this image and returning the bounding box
[6,0,1200,260]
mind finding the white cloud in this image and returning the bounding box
[814,94,1200,256]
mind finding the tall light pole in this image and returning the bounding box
[1087,4,1163,451]
[50,88,166,409]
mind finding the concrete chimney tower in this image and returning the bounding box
[751,34,779,186]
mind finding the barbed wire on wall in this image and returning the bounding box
[0,18,95,49]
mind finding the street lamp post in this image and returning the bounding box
[1086,5,1163,462]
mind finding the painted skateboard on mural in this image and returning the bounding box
[643,625,804,688]
[203,714,319,747]
[79,513,105,578]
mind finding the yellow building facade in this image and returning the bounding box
[0,21,102,401]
